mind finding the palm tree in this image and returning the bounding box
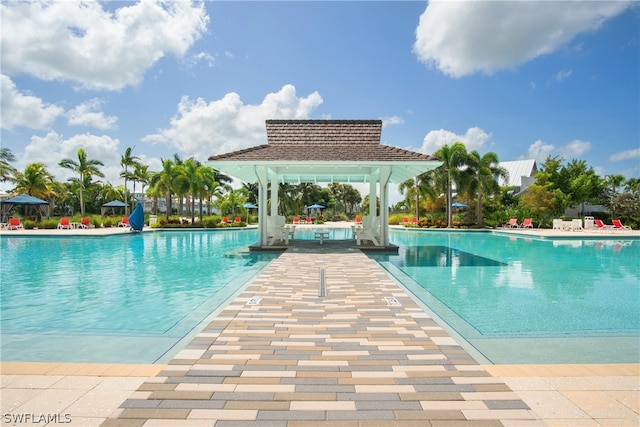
[149,158,186,220]
[434,142,468,227]
[184,158,205,223]
[59,148,104,215]
[464,150,508,227]
[12,163,55,219]
[1,147,17,183]
[120,147,141,215]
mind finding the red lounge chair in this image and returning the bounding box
[520,218,533,228]
[411,217,418,225]
[234,216,241,223]
[79,217,93,229]
[402,217,409,225]
[612,219,631,230]
[355,216,362,225]
[221,216,229,223]
[118,217,129,227]
[293,217,300,224]
[57,217,72,229]
[594,219,614,230]
[306,217,312,224]
[7,218,23,230]
[504,218,518,228]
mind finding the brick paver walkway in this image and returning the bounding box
[103,243,539,426]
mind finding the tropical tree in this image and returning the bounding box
[148,158,183,220]
[58,148,104,215]
[1,147,17,183]
[184,158,205,223]
[434,142,468,227]
[464,150,508,227]
[120,147,141,215]
[12,163,55,219]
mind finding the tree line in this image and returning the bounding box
[2,143,638,228]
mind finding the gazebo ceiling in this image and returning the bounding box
[207,120,441,184]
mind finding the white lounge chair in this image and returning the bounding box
[355,215,380,246]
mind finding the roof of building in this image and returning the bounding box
[499,159,537,187]
[207,120,441,184]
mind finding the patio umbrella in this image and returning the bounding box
[451,202,468,208]
[1,194,48,205]
[0,193,49,221]
[101,200,126,217]
[307,204,325,209]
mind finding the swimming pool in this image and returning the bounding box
[0,230,277,363]
[2,228,638,364]
[369,230,640,363]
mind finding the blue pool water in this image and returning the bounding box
[1,228,638,364]
[369,230,640,363]
[0,230,277,363]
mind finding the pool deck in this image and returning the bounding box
[1,224,638,426]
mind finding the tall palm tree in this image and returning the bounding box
[464,150,508,227]
[1,147,17,183]
[149,158,186,220]
[184,158,205,223]
[59,148,104,215]
[12,163,55,219]
[120,147,141,215]
[434,142,468,227]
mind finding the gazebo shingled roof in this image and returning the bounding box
[208,120,439,184]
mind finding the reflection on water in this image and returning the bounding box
[372,231,640,337]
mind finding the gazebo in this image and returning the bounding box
[208,119,441,249]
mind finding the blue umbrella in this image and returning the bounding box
[452,202,468,208]
[307,204,325,209]
[1,194,48,205]
[243,203,258,209]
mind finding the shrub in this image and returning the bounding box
[23,220,36,229]
[39,219,58,229]
[102,218,114,227]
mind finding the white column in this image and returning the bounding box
[379,166,392,247]
[255,166,268,246]
[270,170,278,217]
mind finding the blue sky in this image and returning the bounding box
[2,0,639,202]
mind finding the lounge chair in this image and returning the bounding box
[57,217,72,229]
[402,217,409,226]
[293,217,300,224]
[612,219,632,230]
[520,218,533,228]
[411,217,418,225]
[79,217,93,229]
[118,217,129,227]
[571,219,583,231]
[221,216,229,223]
[355,216,362,225]
[594,219,614,230]
[504,218,518,228]
[7,218,23,230]
[355,215,380,246]
[234,216,241,223]
[305,216,312,224]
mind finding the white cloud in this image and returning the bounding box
[0,74,63,130]
[22,131,121,184]
[555,69,573,82]
[1,0,209,90]
[609,147,640,162]
[561,139,592,158]
[143,84,323,160]
[528,139,555,163]
[381,116,404,128]
[66,98,117,130]
[420,127,491,155]
[413,1,633,78]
